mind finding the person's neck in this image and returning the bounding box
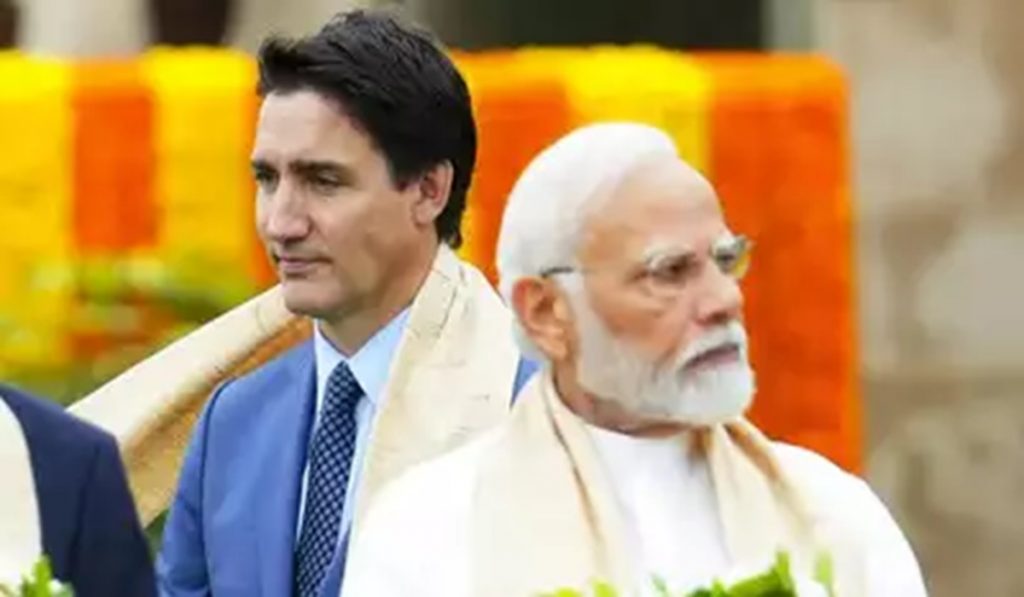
[319,242,439,356]
[552,364,689,439]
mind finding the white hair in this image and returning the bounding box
[496,122,679,358]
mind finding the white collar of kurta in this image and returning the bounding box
[585,423,698,480]
[0,394,42,583]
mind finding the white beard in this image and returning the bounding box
[568,290,755,427]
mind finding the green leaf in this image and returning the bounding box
[538,588,585,597]
[726,552,797,596]
[0,557,74,597]
[546,550,821,597]
[813,552,836,597]
[33,557,52,594]
[685,580,731,597]
[651,575,672,597]
[591,580,619,597]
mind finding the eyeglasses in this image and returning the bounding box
[540,234,752,299]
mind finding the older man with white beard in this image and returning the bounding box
[340,123,928,597]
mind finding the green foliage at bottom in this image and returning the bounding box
[540,551,833,597]
[0,557,73,597]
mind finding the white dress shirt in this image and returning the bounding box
[295,309,411,545]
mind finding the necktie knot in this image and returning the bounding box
[325,361,364,412]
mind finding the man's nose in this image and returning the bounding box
[694,263,744,325]
[261,181,310,241]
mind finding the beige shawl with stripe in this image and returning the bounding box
[471,371,866,596]
[69,246,520,529]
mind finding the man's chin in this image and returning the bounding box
[642,366,755,427]
[674,371,754,426]
[674,394,752,427]
[279,283,338,319]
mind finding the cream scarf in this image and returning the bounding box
[471,371,866,596]
[350,245,521,532]
[0,395,41,583]
[70,246,521,528]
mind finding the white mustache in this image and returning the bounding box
[675,321,748,370]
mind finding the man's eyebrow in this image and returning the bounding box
[290,159,352,176]
[290,159,346,172]
[641,243,697,267]
[250,158,275,172]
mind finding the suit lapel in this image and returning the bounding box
[257,342,317,597]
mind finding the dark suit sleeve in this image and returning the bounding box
[156,388,223,597]
[69,431,156,597]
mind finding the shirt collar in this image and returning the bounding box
[313,308,411,407]
[585,423,697,484]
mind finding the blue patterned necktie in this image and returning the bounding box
[294,361,363,597]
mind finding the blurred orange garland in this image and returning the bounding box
[0,48,860,472]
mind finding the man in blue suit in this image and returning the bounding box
[157,9,535,597]
[0,383,155,596]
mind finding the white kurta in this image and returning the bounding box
[584,425,731,592]
[341,428,928,597]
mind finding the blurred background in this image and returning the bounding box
[1,0,1022,594]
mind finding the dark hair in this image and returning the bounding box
[257,9,476,248]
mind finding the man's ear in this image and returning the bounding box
[411,161,454,228]
[511,276,574,362]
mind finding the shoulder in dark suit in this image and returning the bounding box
[0,383,156,597]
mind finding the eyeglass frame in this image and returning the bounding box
[537,234,753,298]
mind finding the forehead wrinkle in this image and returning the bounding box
[591,189,728,268]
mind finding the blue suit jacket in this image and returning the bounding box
[158,340,535,597]
[0,383,155,597]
